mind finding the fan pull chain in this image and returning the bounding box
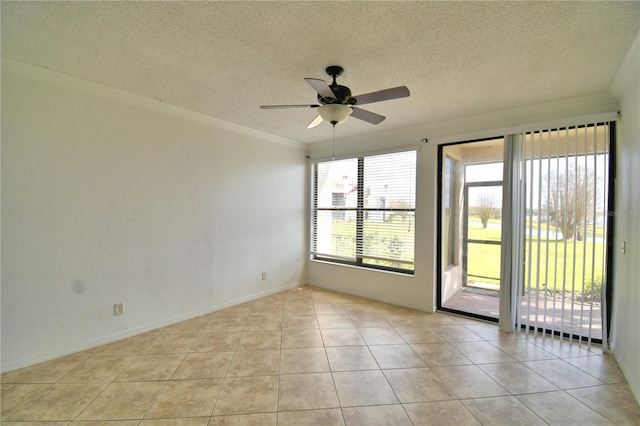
[332,124,335,160]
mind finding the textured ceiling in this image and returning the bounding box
[2,1,639,144]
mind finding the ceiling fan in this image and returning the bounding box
[260,65,410,129]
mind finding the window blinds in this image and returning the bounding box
[311,150,417,274]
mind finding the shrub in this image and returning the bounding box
[582,276,604,303]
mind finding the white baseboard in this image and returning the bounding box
[1,282,300,373]
[310,281,432,313]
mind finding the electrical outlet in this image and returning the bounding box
[114,302,124,316]
[261,272,267,281]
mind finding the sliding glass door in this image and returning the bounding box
[438,123,613,343]
[438,138,505,320]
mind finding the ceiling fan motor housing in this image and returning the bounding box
[317,65,357,105]
[318,84,354,105]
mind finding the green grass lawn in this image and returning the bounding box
[331,214,415,269]
[328,213,605,290]
[467,219,605,292]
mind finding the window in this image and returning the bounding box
[311,150,416,274]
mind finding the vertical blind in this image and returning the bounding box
[311,150,417,274]
[512,123,610,344]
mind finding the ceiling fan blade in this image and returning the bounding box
[306,114,323,129]
[305,78,336,100]
[350,107,385,125]
[260,104,319,109]
[352,86,410,106]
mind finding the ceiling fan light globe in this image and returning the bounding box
[318,104,352,125]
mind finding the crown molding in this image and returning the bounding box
[1,59,306,150]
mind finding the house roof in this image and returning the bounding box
[2,1,638,144]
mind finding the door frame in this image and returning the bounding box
[436,137,504,322]
[462,181,503,289]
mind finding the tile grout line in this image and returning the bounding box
[66,349,142,423]
[206,316,245,420]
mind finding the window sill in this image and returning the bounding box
[309,258,415,278]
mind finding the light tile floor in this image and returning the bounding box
[2,285,639,425]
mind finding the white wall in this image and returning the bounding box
[1,63,307,372]
[610,31,640,402]
[307,138,437,311]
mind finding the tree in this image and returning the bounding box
[545,165,595,241]
[390,200,411,223]
[475,192,497,229]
